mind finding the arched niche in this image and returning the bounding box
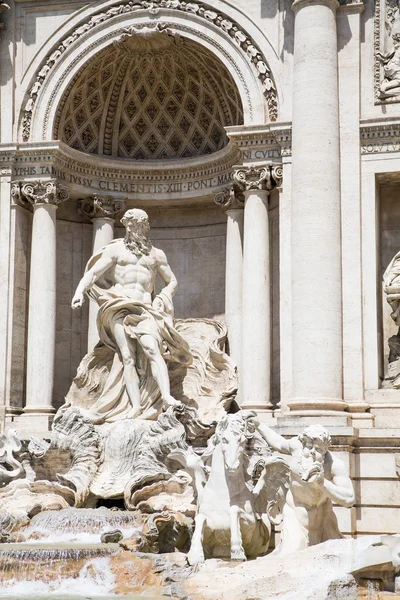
[21,2,279,143]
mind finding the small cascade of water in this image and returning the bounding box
[0,546,118,597]
[23,507,141,544]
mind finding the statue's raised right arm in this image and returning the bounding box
[71,245,115,309]
[257,423,291,454]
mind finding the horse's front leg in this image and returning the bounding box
[230,505,246,561]
[187,513,206,566]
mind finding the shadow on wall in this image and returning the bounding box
[261,0,294,58]
[261,0,374,59]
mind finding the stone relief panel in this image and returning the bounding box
[375,0,400,102]
[55,26,243,160]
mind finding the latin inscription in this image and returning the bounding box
[361,141,400,154]
[242,149,280,160]
[10,166,233,193]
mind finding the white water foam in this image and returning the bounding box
[22,526,139,545]
[0,556,116,597]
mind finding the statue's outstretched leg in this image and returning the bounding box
[114,319,141,417]
[140,334,182,410]
[187,513,206,565]
[230,505,246,561]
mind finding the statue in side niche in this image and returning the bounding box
[71,208,192,422]
[256,423,355,556]
[383,250,400,386]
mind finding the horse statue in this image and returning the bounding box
[170,410,290,565]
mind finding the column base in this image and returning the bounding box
[287,398,348,412]
[239,402,274,412]
[23,406,56,414]
[7,410,55,437]
[277,413,352,428]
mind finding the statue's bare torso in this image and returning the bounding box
[105,240,159,305]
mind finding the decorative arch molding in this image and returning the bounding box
[22,0,278,143]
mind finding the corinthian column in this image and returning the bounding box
[214,187,244,374]
[234,165,279,412]
[290,0,346,413]
[15,180,69,422]
[79,195,125,351]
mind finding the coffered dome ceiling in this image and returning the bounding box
[54,26,244,160]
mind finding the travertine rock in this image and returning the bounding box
[183,537,400,600]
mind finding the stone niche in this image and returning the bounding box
[53,202,227,409]
[53,27,244,160]
[380,180,400,384]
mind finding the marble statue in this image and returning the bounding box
[71,208,192,422]
[383,250,400,386]
[172,411,290,565]
[256,423,355,556]
[383,251,400,322]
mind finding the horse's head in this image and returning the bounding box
[214,411,258,474]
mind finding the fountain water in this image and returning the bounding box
[0,508,169,598]
[23,507,141,544]
[0,546,118,597]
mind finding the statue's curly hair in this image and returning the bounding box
[298,425,331,450]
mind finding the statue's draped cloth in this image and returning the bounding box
[82,241,192,423]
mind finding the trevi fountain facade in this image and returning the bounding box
[1,0,400,598]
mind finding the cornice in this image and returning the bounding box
[360,120,400,155]
[0,140,243,201]
[227,122,292,159]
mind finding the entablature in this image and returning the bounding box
[360,119,400,159]
[0,139,247,204]
[227,122,291,164]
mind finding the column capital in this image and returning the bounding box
[12,179,70,208]
[78,195,126,221]
[292,0,340,11]
[214,186,244,211]
[233,164,282,193]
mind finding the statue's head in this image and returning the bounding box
[121,208,150,236]
[121,208,152,255]
[298,425,331,463]
[209,410,257,473]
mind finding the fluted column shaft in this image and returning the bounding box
[214,187,244,375]
[234,166,279,411]
[79,196,125,351]
[290,0,345,412]
[14,180,69,414]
